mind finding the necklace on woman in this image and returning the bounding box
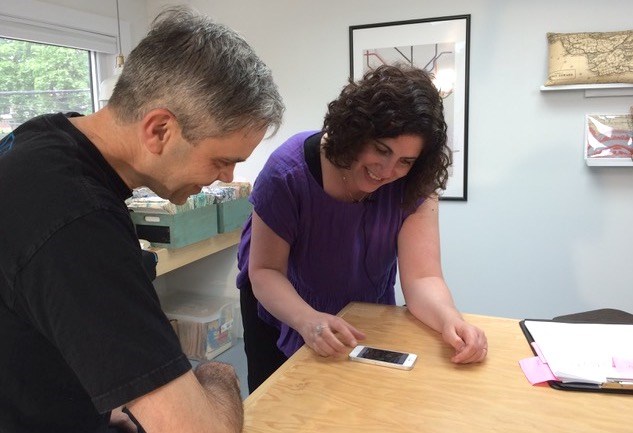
[340,170,368,203]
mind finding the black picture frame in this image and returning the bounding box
[349,15,470,201]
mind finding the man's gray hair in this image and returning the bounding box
[108,6,284,141]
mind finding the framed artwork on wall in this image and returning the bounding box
[349,15,470,201]
[585,113,633,166]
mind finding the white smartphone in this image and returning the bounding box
[348,345,417,370]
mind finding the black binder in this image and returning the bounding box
[519,308,633,395]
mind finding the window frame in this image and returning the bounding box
[0,0,131,107]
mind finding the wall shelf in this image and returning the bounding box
[540,83,633,98]
[585,158,633,167]
[149,229,241,276]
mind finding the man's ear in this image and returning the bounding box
[140,108,178,155]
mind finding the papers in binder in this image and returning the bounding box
[523,320,633,384]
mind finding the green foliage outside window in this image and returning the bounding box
[0,37,93,138]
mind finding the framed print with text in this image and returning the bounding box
[350,15,470,201]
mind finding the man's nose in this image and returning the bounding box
[217,165,235,183]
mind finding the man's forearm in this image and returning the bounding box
[193,361,244,432]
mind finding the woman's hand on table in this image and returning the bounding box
[442,318,488,363]
[298,312,366,357]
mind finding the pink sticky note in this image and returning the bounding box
[519,356,558,385]
[612,357,633,378]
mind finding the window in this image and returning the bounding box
[0,0,128,139]
[0,37,95,139]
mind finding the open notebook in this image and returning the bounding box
[520,308,633,394]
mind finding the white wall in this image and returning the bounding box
[40,0,633,320]
[148,0,633,320]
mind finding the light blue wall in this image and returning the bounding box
[152,0,633,320]
[47,0,626,320]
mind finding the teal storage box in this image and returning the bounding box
[217,198,253,233]
[130,204,218,249]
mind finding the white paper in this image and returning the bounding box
[524,321,633,384]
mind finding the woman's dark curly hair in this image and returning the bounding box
[322,64,450,209]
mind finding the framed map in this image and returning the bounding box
[545,30,633,86]
[349,15,470,201]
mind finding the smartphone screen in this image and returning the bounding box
[356,346,409,365]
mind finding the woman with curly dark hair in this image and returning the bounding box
[236,64,487,393]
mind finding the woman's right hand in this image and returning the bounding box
[297,312,366,357]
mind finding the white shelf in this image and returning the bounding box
[585,158,633,167]
[540,83,633,98]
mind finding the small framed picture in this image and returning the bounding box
[585,114,633,166]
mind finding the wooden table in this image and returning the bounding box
[243,302,632,432]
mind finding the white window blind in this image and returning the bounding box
[0,0,121,54]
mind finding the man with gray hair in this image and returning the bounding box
[0,6,283,433]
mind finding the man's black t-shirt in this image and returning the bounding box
[0,113,191,432]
